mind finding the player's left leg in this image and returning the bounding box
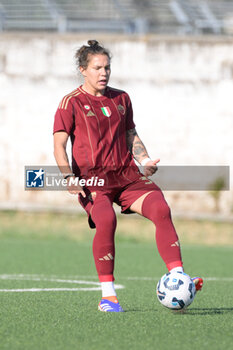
[79,190,124,311]
[90,193,125,312]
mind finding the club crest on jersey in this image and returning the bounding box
[117,104,125,115]
[84,105,91,110]
[101,106,111,117]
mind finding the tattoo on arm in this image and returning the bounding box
[126,128,137,154]
[133,140,148,163]
[126,128,149,163]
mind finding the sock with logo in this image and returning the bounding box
[91,195,116,282]
[141,191,183,271]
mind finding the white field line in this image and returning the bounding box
[0,274,232,293]
[0,288,104,292]
[123,276,233,282]
[43,275,233,282]
[0,274,124,292]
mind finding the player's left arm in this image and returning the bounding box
[126,128,160,177]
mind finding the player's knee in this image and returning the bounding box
[148,201,171,222]
[101,212,116,229]
[93,208,116,230]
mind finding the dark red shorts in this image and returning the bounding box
[78,174,160,229]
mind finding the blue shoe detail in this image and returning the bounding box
[98,299,124,312]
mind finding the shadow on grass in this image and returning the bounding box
[104,307,233,314]
[121,308,158,313]
[174,307,233,316]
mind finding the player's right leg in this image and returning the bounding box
[130,189,183,272]
[127,183,203,294]
[90,193,124,312]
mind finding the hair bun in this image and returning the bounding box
[75,41,111,69]
[87,40,99,47]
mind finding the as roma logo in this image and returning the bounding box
[117,104,125,115]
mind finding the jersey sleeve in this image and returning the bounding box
[124,93,136,130]
[53,99,74,135]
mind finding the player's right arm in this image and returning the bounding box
[53,131,85,197]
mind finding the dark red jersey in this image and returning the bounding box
[53,86,140,187]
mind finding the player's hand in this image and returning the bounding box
[143,159,160,177]
[66,176,86,197]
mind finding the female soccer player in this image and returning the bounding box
[53,40,203,312]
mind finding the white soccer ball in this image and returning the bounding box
[156,272,196,310]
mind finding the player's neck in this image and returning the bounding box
[81,83,106,97]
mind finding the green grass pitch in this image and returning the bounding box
[0,212,233,350]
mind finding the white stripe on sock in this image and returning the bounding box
[101,281,116,298]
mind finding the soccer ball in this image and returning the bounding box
[156,272,196,310]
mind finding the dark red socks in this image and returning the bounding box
[141,191,183,270]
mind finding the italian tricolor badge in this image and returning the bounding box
[101,106,111,117]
